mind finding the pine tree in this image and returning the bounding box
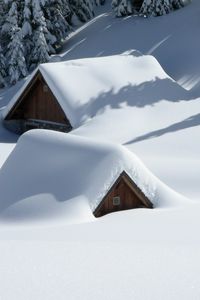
[1,0,17,43]
[155,0,172,16]
[30,0,50,67]
[0,0,5,28]
[22,0,32,37]
[171,0,183,9]
[0,45,7,87]
[69,0,95,22]
[112,0,134,17]
[6,2,27,84]
[21,0,33,69]
[5,1,27,84]
[30,26,50,68]
[140,0,183,16]
[7,29,27,84]
[112,0,184,16]
[43,0,69,48]
[0,0,105,85]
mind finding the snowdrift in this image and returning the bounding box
[0,130,188,222]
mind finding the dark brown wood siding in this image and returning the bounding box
[6,73,71,126]
[94,172,153,217]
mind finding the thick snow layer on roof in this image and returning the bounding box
[3,52,189,128]
[0,129,187,221]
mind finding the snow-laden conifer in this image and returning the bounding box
[30,0,50,67]
[6,2,27,84]
[22,0,32,37]
[112,0,134,17]
[112,0,184,16]
[43,0,69,47]
[140,0,184,16]
[171,0,183,9]
[0,45,7,87]
[21,0,33,69]
[30,26,50,68]
[7,29,27,84]
[0,0,105,85]
[69,0,95,22]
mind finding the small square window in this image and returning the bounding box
[113,196,120,206]
[43,85,48,92]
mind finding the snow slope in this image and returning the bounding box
[56,0,200,200]
[0,2,199,300]
[61,0,200,94]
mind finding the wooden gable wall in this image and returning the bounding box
[94,171,153,218]
[5,72,72,134]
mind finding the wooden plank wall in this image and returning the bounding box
[8,77,69,126]
[94,177,147,217]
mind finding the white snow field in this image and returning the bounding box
[0,1,200,300]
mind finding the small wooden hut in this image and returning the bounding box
[4,71,72,134]
[94,171,153,217]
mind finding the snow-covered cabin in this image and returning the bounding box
[0,130,156,218]
[94,170,153,217]
[3,70,73,134]
[3,52,183,135]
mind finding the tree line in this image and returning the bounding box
[0,0,104,86]
[0,0,185,87]
[112,0,184,17]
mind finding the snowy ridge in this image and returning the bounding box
[0,129,188,221]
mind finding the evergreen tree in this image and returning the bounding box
[0,0,5,28]
[69,0,95,22]
[7,29,27,84]
[112,0,134,17]
[0,45,7,87]
[30,0,50,67]
[6,2,27,84]
[22,0,32,37]
[171,0,183,9]
[140,0,184,16]
[22,0,33,68]
[43,0,69,48]
[30,26,50,68]
[112,0,184,16]
[0,0,105,85]
[1,0,17,44]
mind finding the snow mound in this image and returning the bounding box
[0,129,188,223]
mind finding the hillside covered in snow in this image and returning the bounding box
[0,1,200,299]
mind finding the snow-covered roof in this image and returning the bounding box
[0,129,186,217]
[3,52,187,128]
